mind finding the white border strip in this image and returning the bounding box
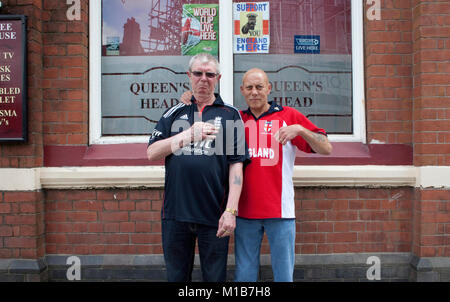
[2,166,449,191]
[292,166,416,187]
[0,169,41,191]
[39,166,165,189]
[416,166,450,189]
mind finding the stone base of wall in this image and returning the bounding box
[410,256,450,282]
[1,253,447,282]
[0,259,48,282]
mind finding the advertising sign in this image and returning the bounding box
[182,4,219,56]
[233,2,270,53]
[294,35,320,54]
[0,15,27,142]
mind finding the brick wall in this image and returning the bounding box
[0,191,45,259]
[45,189,163,255]
[42,187,416,257]
[42,0,89,146]
[294,187,413,254]
[413,189,450,258]
[412,1,450,166]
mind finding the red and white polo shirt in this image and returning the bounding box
[239,102,327,219]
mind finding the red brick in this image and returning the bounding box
[4,237,37,249]
[4,192,39,203]
[73,200,102,211]
[0,203,11,214]
[130,234,160,244]
[120,222,135,233]
[0,226,13,236]
[136,222,152,233]
[130,211,160,222]
[119,201,135,211]
[301,233,326,244]
[104,223,120,233]
[420,190,450,201]
[67,211,97,222]
[299,222,317,233]
[327,233,357,243]
[5,215,37,225]
[129,190,161,200]
[136,201,152,211]
[102,234,129,244]
[326,189,358,199]
[66,234,100,244]
[87,223,103,233]
[100,212,128,222]
[104,201,119,211]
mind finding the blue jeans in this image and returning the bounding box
[234,217,295,282]
[162,219,229,282]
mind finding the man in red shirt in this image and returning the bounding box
[235,68,331,281]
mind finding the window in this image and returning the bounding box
[90,0,365,144]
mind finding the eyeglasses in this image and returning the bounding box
[190,71,218,78]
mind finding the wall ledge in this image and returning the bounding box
[2,165,450,190]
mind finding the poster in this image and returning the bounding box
[181,4,219,56]
[233,2,270,54]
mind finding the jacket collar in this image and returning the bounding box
[191,93,224,107]
[243,101,283,120]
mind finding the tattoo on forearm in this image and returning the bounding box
[233,175,242,185]
[313,132,326,142]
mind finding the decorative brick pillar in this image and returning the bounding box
[411,0,450,281]
[42,0,89,146]
[364,0,413,144]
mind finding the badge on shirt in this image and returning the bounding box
[214,116,222,131]
[263,121,272,133]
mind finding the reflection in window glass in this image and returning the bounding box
[233,0,352,134]
[101,0,218,136]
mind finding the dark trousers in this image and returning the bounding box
[162,219,229,282]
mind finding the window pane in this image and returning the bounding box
[233,0,352,134]
[101,0,218,136]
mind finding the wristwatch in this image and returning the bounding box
[225,208,238,216]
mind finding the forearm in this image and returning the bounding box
[147,130,191,161]
[225,162,243,211]
[216,162,243,237]
[298,126,332,155]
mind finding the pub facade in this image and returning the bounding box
[0,0,449,281]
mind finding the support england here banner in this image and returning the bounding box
[233,2,270,54]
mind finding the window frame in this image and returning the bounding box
[89,0,365,145]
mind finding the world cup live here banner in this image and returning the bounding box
[233,2,270,54]
[181,4,219,56]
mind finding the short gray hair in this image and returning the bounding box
[188,53,220,74]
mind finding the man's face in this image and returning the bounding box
[240,70,271,113]
[188,60,221,99]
